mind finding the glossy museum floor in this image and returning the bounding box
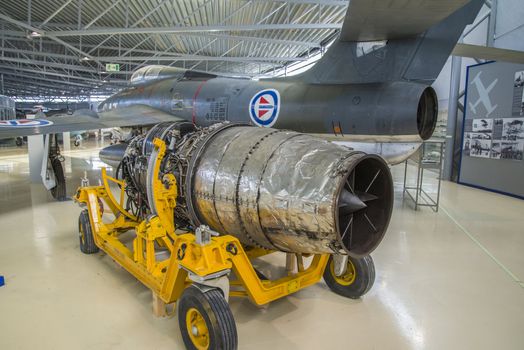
[0,140,523,350]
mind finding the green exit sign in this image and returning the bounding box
[105,63,120,72]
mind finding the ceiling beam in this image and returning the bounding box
[85,0,173,54]
[83,0,124,30]
[0,64,127,84]
[3,31,320,53]
[3,81,93,94]
[1,46,306,64]
[0,70,115,88]
[2,80,114,94]
[99,55,307,62]
[0,57,99,73]
[1,47,82,61]
[186,32,319,48]
[3,29,320,48]
[1,38,101,81]
[35,23,342,37]
[0,57,132,75]
[253,0,347,5]
[0,13,105,68]
[1,78,114,92]
[38,0,75,28]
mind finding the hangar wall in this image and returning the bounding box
[495,0,524,52]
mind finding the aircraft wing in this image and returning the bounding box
[0,105,185,138]
[340,0,471,41]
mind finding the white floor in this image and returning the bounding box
[0,141,523,350]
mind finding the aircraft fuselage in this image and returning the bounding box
[100,72,438,164]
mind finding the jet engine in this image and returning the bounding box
[101,122,393,257]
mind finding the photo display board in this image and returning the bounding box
[459,61,524,199]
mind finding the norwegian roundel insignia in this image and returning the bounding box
[0,119,54,128]
[249,89,281,127]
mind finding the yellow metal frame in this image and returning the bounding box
[74,138,330,308]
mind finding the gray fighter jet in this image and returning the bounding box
[0,0,484,169]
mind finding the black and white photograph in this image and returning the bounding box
[501,141,524,161]
[502,117,524,141]
[490,140,502,159]
[515,71,524,88]
[512,71,524,116]
[470,139,491,158]
[472,118,493,133]
[493,118,504,139]
[463,132,471,155]
[471,132,492,140]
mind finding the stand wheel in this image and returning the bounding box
[15,137,23,147]
[178,286,237,350]
[78,209,99,254]
[50,157,67,201]
[323,255,375,299]
[74,139,81,147]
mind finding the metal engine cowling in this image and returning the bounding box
[102,122,394,257]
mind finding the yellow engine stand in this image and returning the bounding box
[74,138,330,312]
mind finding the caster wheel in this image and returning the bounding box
[74,140,81,147]
[78,209,99,254]
[178,286,237,350]
[323,255,375,299]
[15,137,23,147]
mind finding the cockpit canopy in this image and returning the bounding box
[129,65,187,86]
[129,65,218,86]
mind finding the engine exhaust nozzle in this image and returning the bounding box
[184,124,393,257]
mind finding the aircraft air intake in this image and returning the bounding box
[103,122,394,257]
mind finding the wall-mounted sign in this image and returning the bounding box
[459,61,524,199]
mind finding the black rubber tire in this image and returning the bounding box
[74,140,80,147]
[15,137,23,147]
[78,209,99,254]
[323,255,375,299]
[178,286,238,350]
[50,157,67,201]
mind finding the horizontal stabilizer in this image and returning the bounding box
[0,105,184,138]
[340,0,470,41]
[453,44,524,64]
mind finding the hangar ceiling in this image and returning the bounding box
[0,0,347,100]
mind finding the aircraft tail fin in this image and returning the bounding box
[298,0,484,85]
